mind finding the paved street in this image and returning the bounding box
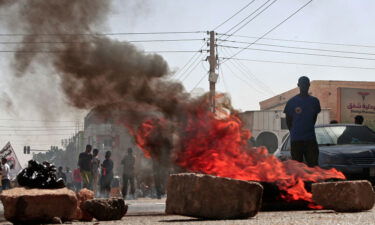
[1,198,375,225]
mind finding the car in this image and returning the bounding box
[274,124,375,181]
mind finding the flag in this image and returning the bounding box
[0,142,22,179]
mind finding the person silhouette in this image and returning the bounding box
[283,76,321,167]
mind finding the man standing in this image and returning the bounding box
[284,76,321,167]
[100,151,114,198]
[78,144,93,189]
[121,148,136,199]
[1,158,10,190]
[91,148,100,196]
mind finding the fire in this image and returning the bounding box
[134,100,346,207]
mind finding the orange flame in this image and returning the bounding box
[134,105,345,207]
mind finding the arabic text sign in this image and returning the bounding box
[340,88,375,129]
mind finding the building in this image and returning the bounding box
[260,80,375,128]
[239,80,375,154]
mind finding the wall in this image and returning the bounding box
[260,80,375,122]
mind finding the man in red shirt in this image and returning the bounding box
[73,168,82,192]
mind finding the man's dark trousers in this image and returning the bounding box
[291,140,319,167]
[122,174,135,198]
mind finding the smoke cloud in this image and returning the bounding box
[0,0,193,127]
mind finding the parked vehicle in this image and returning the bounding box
[274,124,375,180]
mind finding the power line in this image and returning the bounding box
[190,73,208,93]
[220,46,274,95]
[223,57,375,70]
[0,118,78,122]
[222,63,268,94]
[0,31,206,37]
[213,0,257,30]
[0,38,205,44]
[223,0,314,63]
[220,0,271,38]
[0,50,204,54]
[0,125,78,128]
[219,40,375,56]
[219,44,375,61]
[0,134,75,136]
[220,34,375,49]
[218,66,229,93]
[181,57,205,82]
[173,42,207,78]
[223,0,278,39]
[0,129,78,131]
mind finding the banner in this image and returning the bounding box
[340,88,375,129]
[0,142,22,179]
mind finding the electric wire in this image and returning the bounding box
[219,34,375,49]
[220,46,274,95]
[223,57,375,70]
[222,63,268,94]
[0,31,206,36]
[213,0,257,30]
[219,44,375,61]
[181,57,206,82]
[0,50,202,54]
[219,39,375,56]
[0,38,205,44]
[173,42,207,78]
[190,72,208,93]
[222,0,279,40]
[222,0,314,63]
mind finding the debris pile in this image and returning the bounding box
[83,198,128,221]
[166,173,263,219]
[17,160,65,189]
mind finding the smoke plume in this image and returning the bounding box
[1,0,192,127]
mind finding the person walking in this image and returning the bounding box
[100,151,114,198]
[121,148,136,199]
[284,76,321,167]
[91,148,100,196]
[78,144,93,189]
[1,158,10,190]
[73,168,82,192]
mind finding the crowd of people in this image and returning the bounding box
[56,144,139,199]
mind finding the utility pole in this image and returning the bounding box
[208,31,218,113]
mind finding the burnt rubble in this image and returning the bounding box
[17,160,65,189]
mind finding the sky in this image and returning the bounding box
[0,0,375,165]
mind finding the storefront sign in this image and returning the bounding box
[340,88,375,129]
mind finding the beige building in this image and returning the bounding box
[260,80,375,127]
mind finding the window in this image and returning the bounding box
[281,137,291,152]
[281,118,288,130]
[315,127,333,145]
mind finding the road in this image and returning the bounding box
[1,198,375,225]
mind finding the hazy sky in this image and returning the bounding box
[0,0,375,164]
